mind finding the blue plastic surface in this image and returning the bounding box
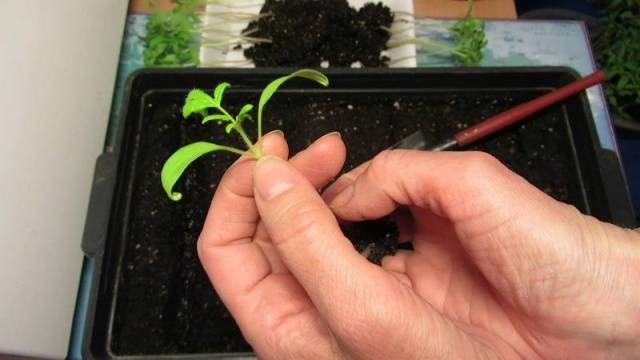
[618,128,640,223]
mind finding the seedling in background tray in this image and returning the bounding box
[447,0,487,67]
[143,0,203,67]
[161,69,329,201]
[143,0,271,67]
[593,1,640,125]
[387,0,487,66]
[200,27,272,51]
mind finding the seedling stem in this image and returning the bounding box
[161,69,328,201]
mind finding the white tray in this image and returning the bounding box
[199,0,416,68]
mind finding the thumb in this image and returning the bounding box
[252,156,390,338]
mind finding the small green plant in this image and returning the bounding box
[594,0,640,123]
[161,69,329,201]
[143,0,203,67]
[447,0,487,66]
[387,0,487,66]
[143,0,271,67]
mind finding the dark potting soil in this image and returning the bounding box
[341,218,400,265]
[243,0,393,67]
[111,90,579,355]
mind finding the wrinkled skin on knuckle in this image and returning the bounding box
[431,152,506,222]
[196,231,219,266]
[456,152,506,193]
[362,150,422,211]
[386,150,426,205]
[367,150,395,188]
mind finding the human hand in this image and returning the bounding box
[199,133,640,359]
[321,150,640,358]
[197,131,348,358]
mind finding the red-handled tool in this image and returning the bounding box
[393,69,608,151]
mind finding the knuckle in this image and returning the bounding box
[433,152,505,221]
[457,151,505,189]
[462,151,502,174]
[368,150,395,183]
[196,235,206,260]
[196,229,217,261]
[366,150,425,207]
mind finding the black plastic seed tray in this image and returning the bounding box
[81,67,635,359]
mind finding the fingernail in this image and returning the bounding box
[254,156,295,200]
[319,131,341,140]
[265,129,284,138]
[330,183,354,207]
[322,175,353,203]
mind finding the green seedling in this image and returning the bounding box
[143,0,204,67]
[387,0,487,66]
[143,0,271,67]
[448,0,487,66]
[161,69,329,201]
[594,0,640,123]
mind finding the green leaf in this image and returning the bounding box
[449,2,486,67]
[618,76,630,90]
[161,142,223,201]
[202,114,231,124]
[258,69,329,138]
[142,0,201,67]
[236,104,254,122]
[182,89,216,118]
[163,54,178,64]
[225,103,255,134]
[148,36,165,48]
[213,82,231,107]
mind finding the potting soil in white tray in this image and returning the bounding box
[199,0,417,68]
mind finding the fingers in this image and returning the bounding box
[322,160,369,203]
[198,131,347,352]
[252,156,386,334]
[254,132,346,273]
[325,149,560,232]
[197,131,288,317]
[323,149,607,314]
[323,149,570,258]
[252,159,489,357]
[290,132,347,190]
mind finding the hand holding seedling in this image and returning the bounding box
[199,142,640,358]
[197,131,347,357]
[161,69,328,201]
